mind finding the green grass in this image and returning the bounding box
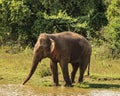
[0,46,120,89]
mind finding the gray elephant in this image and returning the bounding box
[23,31,92,86]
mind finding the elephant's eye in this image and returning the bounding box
[44,46,48,49]
[45,46,49,50]
[39,46,44,50]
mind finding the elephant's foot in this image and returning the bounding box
[64,83,72,87]
[78,78,83,83]
[72,80,75,83]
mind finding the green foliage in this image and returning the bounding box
[39,0,95,17]
[32,10,89,36]
[102,0,120,58]
[103,18,120,58]
[9,0,31,25]
[0,0,34,45]
[75,82,89,88]
[91,0,120,59]
[0,0,108,45]
[37,62,52,78]
[106,0,120,20]
[88,0,108,31]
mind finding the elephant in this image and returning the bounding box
[23,31,92,86]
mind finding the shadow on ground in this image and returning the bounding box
[89,83,120,88]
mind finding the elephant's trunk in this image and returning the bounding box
[23,56,40,85]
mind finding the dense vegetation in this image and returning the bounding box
[0,0,120,58]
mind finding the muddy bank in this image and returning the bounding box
[0,84,120,96]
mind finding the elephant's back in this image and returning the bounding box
[51,31,92,50]
[52,31,83,39]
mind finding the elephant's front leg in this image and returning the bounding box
[50,60,59,86]
[60,60,72,86]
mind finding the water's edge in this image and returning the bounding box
[0,84,120,96]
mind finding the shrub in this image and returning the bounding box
[32,10,90,38]
[37,63,52,78]
[103,18,120,58]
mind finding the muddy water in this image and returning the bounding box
[0,84,120,96]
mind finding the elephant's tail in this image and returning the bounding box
[87,45,92,76]
[87,62,90,76]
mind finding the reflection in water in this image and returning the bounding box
[0,84,120,96]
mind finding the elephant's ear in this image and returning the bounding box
[50,38,55,53]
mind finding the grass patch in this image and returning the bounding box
[0,46,120,89]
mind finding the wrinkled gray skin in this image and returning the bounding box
[23,31,92,86]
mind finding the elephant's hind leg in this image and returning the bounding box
[71,63,79,83]
[78,61,88,83]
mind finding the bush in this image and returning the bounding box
[37,63,52,78]
[93,44,119,59]
[103,18,120,58]
[32,10,91,38]
[0,0,108,46]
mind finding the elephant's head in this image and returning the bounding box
[23,34,55,85]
